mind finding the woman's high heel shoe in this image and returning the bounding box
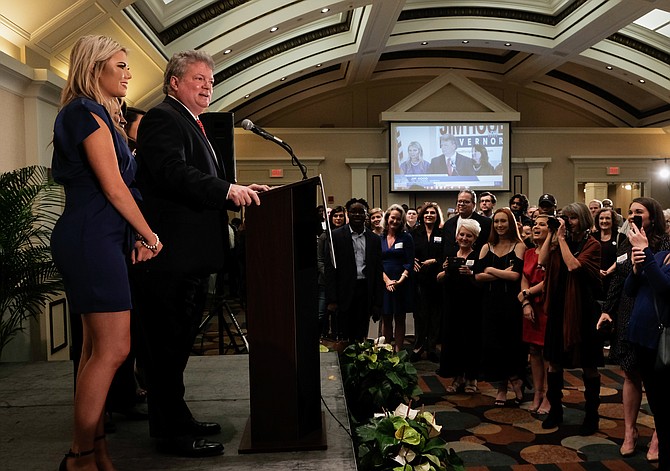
[58,448,94,471]
[511,378,526,406]
[619,427,638,457]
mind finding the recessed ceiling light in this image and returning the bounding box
[321,8,330,13]
[606,65,613,70]
[223,49,232,54]
[421,41,428,45]
[504,43,512,47]
[280,77,286,81]
[639,79,646,83]
[245,94,250,98]
[316,63,322,67]
[270,26,278,32]
[462,40,469,44]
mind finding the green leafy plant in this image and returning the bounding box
[356,404,465,471]
[0,165,63,358]
[340,337,423,422]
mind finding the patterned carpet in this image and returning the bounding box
[413,361,659,470]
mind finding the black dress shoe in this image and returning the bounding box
[187,418,221,436]
[157,437,224,457]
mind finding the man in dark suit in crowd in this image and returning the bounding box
[132,50,268,457]
[325,198,384,342]
[428,134,475,176]
[442,190,492,256]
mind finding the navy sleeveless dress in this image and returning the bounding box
[51,97,136,315]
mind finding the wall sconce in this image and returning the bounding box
[660,159,670,179]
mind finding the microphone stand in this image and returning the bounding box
[275,140,308,180]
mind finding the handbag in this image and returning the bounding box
[652,295,670,371]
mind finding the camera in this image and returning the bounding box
[447,256,465,275]
[547,215,569,231]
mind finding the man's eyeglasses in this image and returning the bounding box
[457,200,473,205]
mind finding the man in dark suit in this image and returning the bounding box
[324,198,384,342]
[132,50,268,457]
[441,190,492,256]
[428,134,475,176]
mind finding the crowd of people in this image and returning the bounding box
[50,33,668,470]
[322,190,668,469]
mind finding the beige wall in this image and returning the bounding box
[0,51,63,173]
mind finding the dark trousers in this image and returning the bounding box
[131,268,208,438]
[637,345,670,470]
[338,279,370,342]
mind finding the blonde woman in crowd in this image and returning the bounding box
[381,204,415,351]
[369,207,384,236]
[518,214,551,414]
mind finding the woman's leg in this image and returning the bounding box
[67,312,130,471]
[495,380,508,405]
[381,314,394,347]
[393,312,406,352]
[528,344,545,411]
[621,369,643,454]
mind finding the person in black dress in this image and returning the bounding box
[51,35,162,471]
[437,218,482,393]
[410,202,444,362]
[592,207,625,300]
[475,208,526,407]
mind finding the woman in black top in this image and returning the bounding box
[410,202,444,362]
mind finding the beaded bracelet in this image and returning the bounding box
[139,232,160,250]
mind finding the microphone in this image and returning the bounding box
[241,119,285,145]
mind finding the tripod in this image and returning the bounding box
[193,278,249,355]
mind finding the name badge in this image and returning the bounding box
[434,236,442,243]
[396,242,404,249]
[465,259,475,267]
[617,253,628,264]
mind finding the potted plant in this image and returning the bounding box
[356,403,465,471]
[340,337,423,422]
[0,165,63,359]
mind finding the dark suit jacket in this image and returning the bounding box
[428,152,475,176]
[324,226,384,315]
[135,97,234,276]
[441,212,492,260]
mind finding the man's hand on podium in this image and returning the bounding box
[227,183,270,206]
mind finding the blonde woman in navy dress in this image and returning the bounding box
[51,35,161,471]
[381,204,415,351]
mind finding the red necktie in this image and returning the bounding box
[196,118,207,137]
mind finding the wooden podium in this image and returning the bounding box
[239,177,327,453]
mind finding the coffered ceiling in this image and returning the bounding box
[3,0,670,127]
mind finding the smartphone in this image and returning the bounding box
[633,215,642,230]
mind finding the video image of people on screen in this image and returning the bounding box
[390,122,510,192]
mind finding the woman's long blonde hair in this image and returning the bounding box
[61,35,126,135]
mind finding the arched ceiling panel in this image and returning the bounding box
[4,0,670,126]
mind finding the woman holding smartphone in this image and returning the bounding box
[437,218,482,393]
[597,198,667,459]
